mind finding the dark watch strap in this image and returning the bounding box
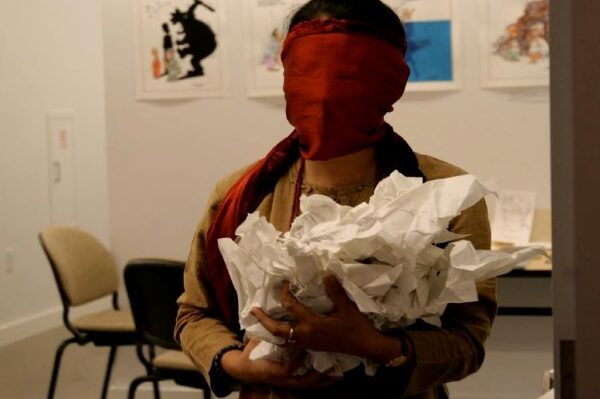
[209,344,245,397]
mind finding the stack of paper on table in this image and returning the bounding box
[492,206,552,271]
[218,171,544,375]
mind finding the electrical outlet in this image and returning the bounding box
[5,248,14,274]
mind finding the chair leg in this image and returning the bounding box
[47,337,78,399]
[141,344,160,399]
[100,346,118,399]
[203,387,212,399]
[128,375,160,399]
[152,379,161,399]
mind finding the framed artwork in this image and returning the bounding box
[242,0,460,97]
[385,0,461,92]
[241,0,302,97]
[480,0,550,88]
[132,0,229,100]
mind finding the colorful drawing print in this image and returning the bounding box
[262,28,285,72]
[385,0,459,91]
[134,0,227,99]
[243,0,458,96]
[482,0,550,87]
[242,0,304,96]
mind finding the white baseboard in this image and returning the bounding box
[0,298,112,348]
[0,306,62,347]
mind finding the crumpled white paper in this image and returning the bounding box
[218,171,544,376]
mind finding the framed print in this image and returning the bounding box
[385,0,461,92]
[242,0,303,97]
[242,0,460,97]
[480,0,550,88]
[133,0,229,100]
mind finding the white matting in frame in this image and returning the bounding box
[480,0,549,88]
[242,0,303,97]
[133,0,229,100]
[385,0,462,92]
[242,0,461,97]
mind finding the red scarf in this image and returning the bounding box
[282,19,410,160]
[204,19,423,330]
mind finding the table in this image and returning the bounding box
[497,267,552,316]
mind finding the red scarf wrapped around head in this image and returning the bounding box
[204,19,424,330]
[282,19,410,160]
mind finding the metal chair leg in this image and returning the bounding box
[128,375,160,399]
[152,379,161,399]
[100,346,118,399]
[47,337,78,399]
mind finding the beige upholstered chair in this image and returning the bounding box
[39,225,136,399]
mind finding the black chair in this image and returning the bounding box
[124,259,211,399]
[39,225,137,399]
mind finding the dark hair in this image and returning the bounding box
[289,0,405,42]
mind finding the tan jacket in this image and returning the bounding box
[175,154,497,399]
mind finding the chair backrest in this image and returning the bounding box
[124,259,185,350]
[39,225,119,307]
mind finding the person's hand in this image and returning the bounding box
[251,275,403,364]
[221,338,340,389]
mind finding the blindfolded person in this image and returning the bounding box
[175,1,497,398]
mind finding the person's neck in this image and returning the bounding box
[303,147,378,187]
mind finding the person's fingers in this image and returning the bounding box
[251,307,291,339]
[323,274,354,309]
[244,337,260,352]
[286,349,306,374]
[280,282,315,321]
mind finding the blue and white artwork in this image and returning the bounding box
[405,20,452,82]
[385,0,460,91]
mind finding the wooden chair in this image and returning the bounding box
[39,225,137,399]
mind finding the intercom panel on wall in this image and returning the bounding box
[47,110,76,225]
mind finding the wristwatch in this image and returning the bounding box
[385,334,414,368]
[210,343,245,396]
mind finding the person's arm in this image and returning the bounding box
[175,169,339,397]
[175,177,244,396]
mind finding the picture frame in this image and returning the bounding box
[385,0,462,92]
[241,0,299,98]
[242,0,461,97]
[479,0,550,88]
[132,0,229,100]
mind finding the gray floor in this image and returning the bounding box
[1,318,551,399]
[0,327,215,399]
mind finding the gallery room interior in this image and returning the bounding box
[0,0,598,398]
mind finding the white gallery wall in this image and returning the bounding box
[103,0,550,268]
[0,0,110,345]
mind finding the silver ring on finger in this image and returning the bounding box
[286,325,297,344]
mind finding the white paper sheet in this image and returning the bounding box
[492,190,536,245]
[218,171,544,375]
